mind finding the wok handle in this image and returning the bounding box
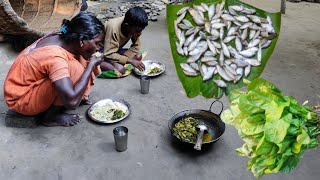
[194,129,205,151]
[209,100,224,115]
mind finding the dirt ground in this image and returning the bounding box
[0,0,319,180]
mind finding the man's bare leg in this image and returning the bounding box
[100,61,126,74]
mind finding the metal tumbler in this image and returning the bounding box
[113,126,128,152]
[140,75,150,94]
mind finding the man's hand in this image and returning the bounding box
[128,58,145,71]
[134,53,143,61]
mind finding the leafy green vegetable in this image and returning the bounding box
[221,78,320,178]
[166,0,281,98]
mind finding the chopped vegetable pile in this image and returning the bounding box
[221,78,320,178]
[173,117,200,142]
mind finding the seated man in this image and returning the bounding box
[100,7,148,75]
[3,12,105,127]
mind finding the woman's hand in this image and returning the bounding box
[90,53,103,66]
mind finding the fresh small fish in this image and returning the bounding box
[247,15,261,24]
[203,67,215,81]
[222,14,235,21]
[193,4,206,13]
[221,41,230,58]
[188,8,204,25]
[180,63,197,73]
[252,30,261,40]
[217,65,233,81]
[235,16,249,23]
[245,59,261,66]
[200,64,208,77]
[240,47,259,57]
[243,40,249,48]
[233,20,242,26]
[236,68,244,81]
[226,20,232,30]
[211,19,221,24]
[230,5,243,12]
[211,23,225,29]
[257,43,262,62]
[211,28,220,37]
[235,59,249,67]
[214,80,227,88]
[228,7,237,16]
[183,47,188,56]
[224,63,237,75]
[208,35,219,41]
[205,22,211,33]
[242,7,256,15]
[186,53,201,63]
[227,26,239,36]
[197,40,207,48]
[228,46,240,58]
[223,65,236,80]
[219,52,224,65]
[235,37,242,52]
[201,3,209,11]
[220,27,224,40]
[201,56,217,62]
[204,50,215,57]
[244,65,251,77]
[189,48,201,56]
[185,28,195,36]
[208,4,215,20]
[177,7,190,16]
[182,19,193,28]
[205,61,218,66]
[223,36,236,43]
[249,24,261,30]
[212,41,222,49]
[184,29,199,46]
[230,64,237,70]
[262,40,272,49]
[188,36,202,51]
[249,29,256,40]
[207,39,218,55]
[190,62,200,71]
[174,20,181,38]
[241,28,248,42]
[266,32,278,40]
[248,39,261,48]
[178,31,185,46]
[214,68,218,75]
[178,23,190,30]
[224,59,232,65]
[176,12,187,24]
[267,16,273,26]
[261,23,275,33]
[240,22,253,30]
[183,70,199,76]
[198,10,205,21]
[176,42,184,55]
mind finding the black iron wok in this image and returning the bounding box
[168,100,226,145]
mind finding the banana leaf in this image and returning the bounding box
[166,0,281,98]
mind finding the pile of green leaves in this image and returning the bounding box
[221,78,320,178]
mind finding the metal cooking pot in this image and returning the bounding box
[168,100,226,146]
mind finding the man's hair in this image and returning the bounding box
[60,12,105,42]
[124,7,148,27]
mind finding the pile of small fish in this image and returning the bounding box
[174,1,277,88]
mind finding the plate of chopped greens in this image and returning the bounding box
[133,60,166,77]
[87,99,131,124]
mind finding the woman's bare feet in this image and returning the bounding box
[80,99,93,105]
[41,113,82,127]
[39,105,82,127]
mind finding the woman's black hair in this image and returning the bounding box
[123,7,148,28]
[60,12,105,42]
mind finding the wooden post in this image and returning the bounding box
[281,0,286,14]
